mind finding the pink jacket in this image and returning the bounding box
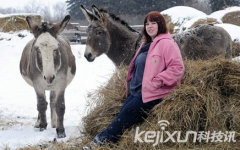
[125,33,185,103]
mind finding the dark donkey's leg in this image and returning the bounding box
[55,90,66,138]
[34,91,48,131]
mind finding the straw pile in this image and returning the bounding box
[0,14,41,32]
[181,17,222,32]
[82,65,128,137]
[221,11,240,26]
[81,59,240,149]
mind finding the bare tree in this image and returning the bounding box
[23,0,54,22]
[23,0,43,14]
[183,0,212,14]
[0,1,69,22]
[41,6,52,22]
[52,2,69,22]
[191,0,212,14]
[0,7,21,14]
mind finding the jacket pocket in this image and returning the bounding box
[151,55,161,65]
[151,77,163,89]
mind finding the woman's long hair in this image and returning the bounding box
[142,11,168,44]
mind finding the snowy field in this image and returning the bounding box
[0,30,115,149]
[1,6,240,150]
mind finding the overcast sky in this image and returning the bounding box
[0,0,67,8]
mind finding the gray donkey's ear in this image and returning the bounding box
[80,4,96,22]
[92,4,103,21]
[51,15,71,37]
[26,16,39,38]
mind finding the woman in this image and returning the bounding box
[83,11,185,150]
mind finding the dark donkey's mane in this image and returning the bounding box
[39,22,58,36]
[106,9,142,56]
[99,8,138,33]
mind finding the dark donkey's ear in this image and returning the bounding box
[26,16,39,38]
[92,5,103,21]
[51,15,71,37]
[80,4,96,22]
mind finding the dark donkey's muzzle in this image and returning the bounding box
[84,52,95,62]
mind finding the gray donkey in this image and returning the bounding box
[80,5,232,65]
[19,15,76,138]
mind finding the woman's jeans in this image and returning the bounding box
[94,92,162,144]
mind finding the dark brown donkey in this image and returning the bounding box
[19,15,76,138]
[80,5,232,65]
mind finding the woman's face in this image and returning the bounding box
[145,20,158,40]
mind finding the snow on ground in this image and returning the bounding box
[0,30,115,149]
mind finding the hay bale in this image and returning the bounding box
[161,6,206,34]
[180,16,222,32]
[210,6,240,26]
[222,11,240,26]
[0,13,41,32]
[82,59,240,149]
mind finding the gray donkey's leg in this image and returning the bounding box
[55,90,66,138]
[34,91,48,131]
[50,91,57,128]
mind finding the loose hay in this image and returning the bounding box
[82,65,128,137]
[82,59,240,149]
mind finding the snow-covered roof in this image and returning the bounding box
[215,23,240,41]
[209,6,240,20]
[161,6,206,24]
[0,13,40,19]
